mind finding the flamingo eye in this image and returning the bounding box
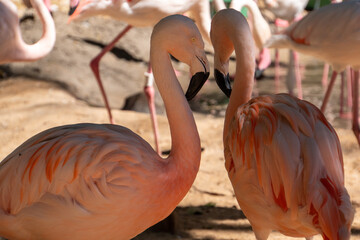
[191,37,196,42]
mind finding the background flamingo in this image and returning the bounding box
[0,0,56,64]
[263,0,308,98]
[208,9,354,239]
[67,0,212,154]
[0,14,209,239]
[265,0,360,145]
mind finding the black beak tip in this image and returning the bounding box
[68,5,77,15]
[214,69,232,98]
[185,71,210,101]
[255,67,265,80]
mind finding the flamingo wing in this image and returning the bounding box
[286,1,360,47]
[224,94,352,238]
[0,123,159,216]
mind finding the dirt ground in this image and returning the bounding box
[0,6,359,240]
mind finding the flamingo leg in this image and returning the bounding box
[352,70,360,145]
[143,64,161,154]
[346,66,352,109]
[339,68,354,119]
[340,71,345,117]
[274,20,282,92]
[256,48,271,76]
[321,63,329,87]
[275,48,280,92]
[90,25,133,124]
[292,50,302,99]
[321,71,338,112]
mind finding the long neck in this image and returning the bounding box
[16,0,56,61]
[231,0,271,48]
[223,28,255,139]
[150,47,201,178]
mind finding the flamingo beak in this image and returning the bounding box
[214,69,232,98]
[67,0,82,23]
[69,4,77,15]
[185,71,210,101]
[185,56,210,101]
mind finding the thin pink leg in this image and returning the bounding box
[322,63,329,87]
[340,71,345,117]
[274,21,281,92]
[90,25,133,124]
[346,66,352,108]
[321,71,338,112]
[257,48,271,71]
[352,70,360,146]
[275,49,280,92]
[339,67,353,119]
[292,51,302,99]
[144,64,161,154]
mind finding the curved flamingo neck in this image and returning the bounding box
[150,44,201,181]
[213,11,256,139]
[16,0,56,62]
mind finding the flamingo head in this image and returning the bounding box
[67,0,114,23]
[150,14,210,101]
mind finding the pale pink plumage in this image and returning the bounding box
[0,15,209,239]
[265,0,360,145]
[211,9,354,240]
[264,0,308,22]
[0,0,56,65]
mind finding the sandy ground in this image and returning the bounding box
[0,7,359,240]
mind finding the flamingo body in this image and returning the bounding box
[69,0,211,43]
[0,14,209,239]
[225,94,353,239]
[210,9,354,239]
[0,124,181,239]
[265,1,360,72]
[264,0,308,21]
[0,0,55,64]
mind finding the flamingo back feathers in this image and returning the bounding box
[225,93,354,238]
[0,124,159,215]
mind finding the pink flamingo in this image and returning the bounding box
[209,9,354,239]
[67,0,212,154]
[265,0,360,145]
[0,14,209,240]
[264,0,308,98]
[0,0,56,64]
